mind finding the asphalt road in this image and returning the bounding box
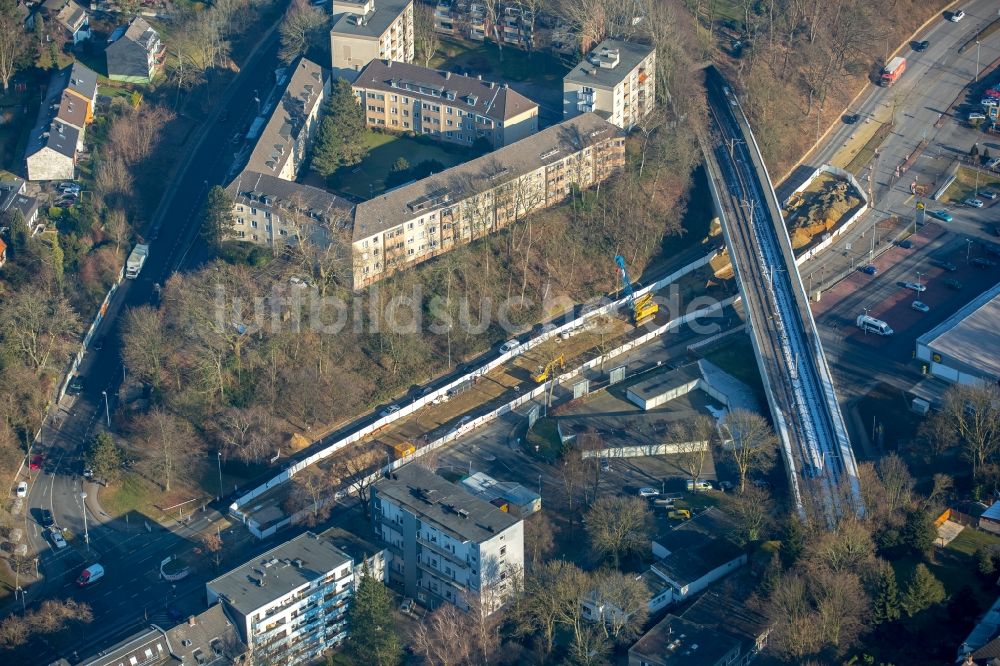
[10,33,284,664]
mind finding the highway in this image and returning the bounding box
[703,69,862,522]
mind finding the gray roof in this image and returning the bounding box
[629,615,740,666]
[106,17,161,78]
[653,508,744,587]
[564,39,654,90]
[917,280,1000,381]
[246,58,326,177]
[320,526,385,566]
[26,120,79,160]
[207,532,352,615]
[332,0,411,39]
[627,363,702,400]
[459,472,539,508]
[353,112,619,241]
[353,59,538,122]
[373,464,519,543]
[55,1,87,34]
[66,62,99,103]
[681,588,770,650]
[226,170,353,224]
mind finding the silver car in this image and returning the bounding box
[902,282,927,293]
[911,301,930,313]
[964,198,985,208]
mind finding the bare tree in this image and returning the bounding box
[584,495,650,567]
[121,306,174,389]
[591,570,649,643]
[940,384,1000,479]
[104,208,131,255]
[730,483,772,544]
[413,603,473,666]
[672,416,714,484]
[414,2,441,68]
[135,408,204,492]
[523,511,556,569]
[288,465,340,525]
[278,0,328,63]
[201,532,224,569]
[0,290,80,372]
[215,406,277,464]
[723,408,777,491]
[0,2,28,93]
[331,442,383,518]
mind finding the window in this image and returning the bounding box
[251,220,258,228]
[422,103,430,110]
[500,546,507,556]
[408,249,415,255]
[446,107,453,114]
[237,206,244,212]
[251,207,257,215]
[446,119,454,126]
[391,95,398,102]
[391,107,398,114]
[236,218,244,225]
[403,109,409,117]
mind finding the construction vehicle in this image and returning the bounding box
[615,255,659,325]
[532,354,564,383]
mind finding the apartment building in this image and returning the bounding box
[245,57,329,182]
[24,62,98,181]
[351,112,624,288]
[433,1,534,47]
[206,532,355,666]
[331,0,414,78]
[226,170,352,248]
[352,59,538,148]
[371,464,524,612]
[105,17,166,84]
[563,39,656,129]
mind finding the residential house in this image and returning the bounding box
[629,615,742,666]
[244,58,329,182]
[43,0,90,44]
[351,112,624,288]
[74,603,247,666]
[459,471,540,517]
[563,39,656,129]
[105,17,166,84]
[330,0,414,78]
[0,176,40,229]
[351,59,538,148]
[226,170,352,247]
[206,532,355,666]
[371,464,524,612]
[24,63,98,181]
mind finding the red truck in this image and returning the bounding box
[881,57,906,87]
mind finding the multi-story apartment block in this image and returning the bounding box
[206,532,355,666]
[331,0,414,78]
[226,171,352,248]
[433,1,533,46]
[245,58,329,182]
[563,39,656,129]
[498,3,533,48]
[351,112,624,288]
[352,59,539,148]
[371,464,524,612]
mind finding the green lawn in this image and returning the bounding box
[430,38,571,84]
[100,473,159,518]
[331,132,475,198]
[947,527,1000,557]
[941,166,1000,204]
[526,417,564,462]
[703,337,767,407]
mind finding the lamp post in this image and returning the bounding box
[80,492,90,552]
[967,238,974,263]
[101,390,110,428]
[217,451,223,501]
[976,40,982,83]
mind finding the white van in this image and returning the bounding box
[856,315,893,336]
[76,563,105,587]
[687,479,713,492]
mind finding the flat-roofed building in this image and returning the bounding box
[629,615,742,666]
[371,464,523,612]
[331,0,414,78]
[563,39,655,129]
[206,532,354,665]
[351,112,624,288]
[352,59,538,148]
[916,280,1000,385]
[245,58,329,182]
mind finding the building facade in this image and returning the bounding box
[24,62,98,181]
[331,0,414,78]
[915,280,1000,386]
[433,1,534,47]
[352,59,538,148]
[351,112,624,287]
[206,532,355,666]
[371,464,524,612]
[563,39,656,129]
[245,58,329,182]
[105,17,165,83]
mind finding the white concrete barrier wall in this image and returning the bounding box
[580,441,708,459]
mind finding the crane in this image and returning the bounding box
[615,255,658,325]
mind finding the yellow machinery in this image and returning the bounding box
[386,440,416,460]
[615,255,659,326]
[532,354,565,383]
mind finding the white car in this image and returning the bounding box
[15,481,27,498]
[499,340,521,354]
[903,281,927,293]
[638,487,659,498]
[912,300,930,313]
[50,528,67,549]
[379,405,400,418]
[965,198,985,208]
[950,9,965,22]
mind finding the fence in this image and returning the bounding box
[784,164,872,266]
[236,296,735,537]
[229,249,725,517]
[580,441,708,460]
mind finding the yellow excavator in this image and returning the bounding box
[616,255,659,326]
[532,354,565,383]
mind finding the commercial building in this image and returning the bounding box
[226,170,352,248]
[351,112,624,287]
[24,62,98,181]
[916,280,1000,385]
[105,17,165,84]
[206,532,355,665]
[351,59,539,148]
[245,58,329,182]
[330,0,414,78]
[371,464,524,612]
[629,615,742,666]
[459,471,541,517]
[563,39,656,129]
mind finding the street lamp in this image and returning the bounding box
[101,390,110,428]
[253,89,261,115]
[217,451,223,501]
[15,587,24,613]
[967,238,974,263]
[80,492,90,552]
[976,40,982,83]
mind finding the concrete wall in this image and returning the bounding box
[579,441,709,460]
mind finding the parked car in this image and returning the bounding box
[897,239,914,249]
[988,158,1000,170]
[970,113,987,122]
[379,405,400,418]
[902,281,927,292]
[932,260,958,272]
[637,487,659,498]
[843,113,861,124]
[400,598,414,614]
[58,182,80,194]
[29,454,43,470]
[15,482,27,498]
[965,198,985,208]
[973,257,997,268]
[981,190,998,200]
[928,209,953,222]
[668,509,692,520]
[859,264,878,275]
[686,479,713,492]
[950,9,966,22]
[913,40,929,52]
[912,300,930,313]
[67,376,85,395]
[499,340,521,354]
[600,460,611,472]
[943,278,963,290]
[37,508,53,528]
[49,528,67,550]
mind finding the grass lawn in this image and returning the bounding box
[526,417,563,462]
[941,165,1000,204]
[946,527,1000,557]
[100,473,160,518]
[703,337,767,408]
[331,132,474,198]
[430,38,571,84]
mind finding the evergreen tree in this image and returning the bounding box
[345,563,402,666]
[977,546,996,576]
[780,515,805,567]
[970,144,980,160]
[200,185,235,249]
[902,563,945,617]
[311,79,366,177]
[8,209,29,254]
[86,432,123,484]
[901,509,936,555]
[390,157,410,174]
[871,563,901,625]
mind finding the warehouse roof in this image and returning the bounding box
[917,280,1000,381]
